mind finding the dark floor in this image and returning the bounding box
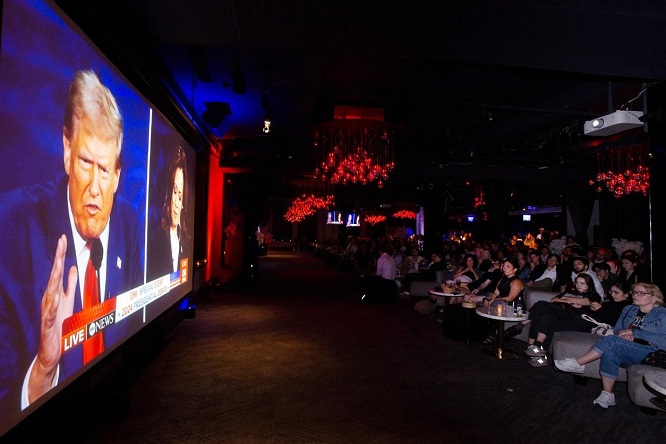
[4,250,666,443]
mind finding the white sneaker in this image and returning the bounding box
[524,345,546,357]
[593,391,616,408]
[554,358,585,374]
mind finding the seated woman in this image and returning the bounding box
[616,252,649,286]
[553,280,632,335]
[477,257,525,344]
[450,253,480,303]
[460,259,502,302]
[453,253,481,283]
[554,282,666,409]
[513,273,602,367]
[516,252,532,282]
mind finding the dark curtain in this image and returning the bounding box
[564,186,596,248]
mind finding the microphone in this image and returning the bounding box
[90,238,104,299]
[90,238,103,270]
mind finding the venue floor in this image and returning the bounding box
[5,250,666,443]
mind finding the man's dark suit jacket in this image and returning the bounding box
[0,173,143,412]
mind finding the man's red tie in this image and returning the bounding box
[83,241,104,364]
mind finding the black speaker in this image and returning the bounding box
[201,101,231,128]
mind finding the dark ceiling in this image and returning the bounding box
[58,0,666,213]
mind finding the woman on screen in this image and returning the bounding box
[147,146,189,280]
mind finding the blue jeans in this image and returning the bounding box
[593,335,657,380]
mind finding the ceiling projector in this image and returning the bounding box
[583,110,644,137]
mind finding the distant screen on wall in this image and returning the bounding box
[346,213,361,227]
[0,0,197,435]
[326,211,344,225]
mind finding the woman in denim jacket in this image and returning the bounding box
[554,282,666,408]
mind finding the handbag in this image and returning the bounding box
[414,299,437,314]
[581,314,614,336]
[641,349,666,369]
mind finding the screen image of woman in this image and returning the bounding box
[147,145,190,281]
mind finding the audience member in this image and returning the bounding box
[421,251,447,281]
[511,273,602,367]
[595,247,618,275]
[568,256,604,297]
[364,241,398,302]
[516,251,532,281]
[592,261,618,299]
[539,245,551,264]
[616,252,648,286]
[554,282,666,409]
[461,259,503,301]
[390,242,404,272]
[559,245,574,267]
[403,247,426,275]
[352,239,374,279]
[481,257,525,344]
[453,253,481,284]
[477,247,493,273]
[525,253,561,291]
[553,280,632,335]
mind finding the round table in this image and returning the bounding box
[475,306,528,359]
[643,371,666,411]
[428,288,465,306]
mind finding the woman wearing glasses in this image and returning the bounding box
[555,282,666,408]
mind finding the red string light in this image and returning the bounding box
[312,120,395,188]
[365,215,387,225]
[393,210,416,219]
[589,144,650,198]
[284,194,335,223]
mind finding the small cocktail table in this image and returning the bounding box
[476,306,528,359]
[643,371,666,411]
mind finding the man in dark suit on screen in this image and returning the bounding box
[0,70,143,412]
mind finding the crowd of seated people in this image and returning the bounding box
[325,232,662,410]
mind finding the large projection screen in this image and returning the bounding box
[0,0,197,435]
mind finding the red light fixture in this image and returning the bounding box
[312,108,395,188]
[589,144,650,198]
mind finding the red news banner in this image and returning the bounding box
[61,258,189,353]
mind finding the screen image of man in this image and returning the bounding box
[0,70,144,410]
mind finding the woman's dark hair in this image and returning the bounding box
[573,272,601,300]
[161,146,188,241]
[502,256,520,271]
[462,253,478,268]
[621,253,639,264]
[592,261,611,272]
[611,280,632,295]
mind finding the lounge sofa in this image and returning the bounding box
[552,330,666,412]
[407,270,447,298]
[507,287,557,345]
